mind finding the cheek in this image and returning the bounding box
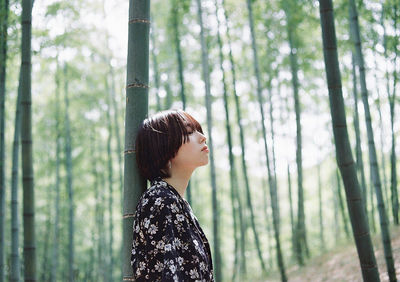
[174,144,189,159]
[173,143,195,163]
[179,143,193,155]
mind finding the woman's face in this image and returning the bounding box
[170,125,209,170]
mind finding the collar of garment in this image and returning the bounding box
[151,176,183,200]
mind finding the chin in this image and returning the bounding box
[196,161,208,167]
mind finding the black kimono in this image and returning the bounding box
[130,177,214,282]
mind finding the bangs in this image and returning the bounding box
[176,111,204,143]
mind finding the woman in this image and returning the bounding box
[130,109,214,281]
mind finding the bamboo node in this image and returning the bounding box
[123,213,135,219]
[361,262,377,269]
[129,18,150,24]
[340,160,354,167]
[22,176,34,181]
[325,46,337,51]
[125,149,136,154]
[126,83,149,89]
[333,123,346,128]
[319,7,333,14]
[328,84,342,90]
[355,231,369,238]
[346,197,361,202]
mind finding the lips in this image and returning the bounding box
[201,145,208,152]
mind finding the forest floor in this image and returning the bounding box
[265,226,400,281]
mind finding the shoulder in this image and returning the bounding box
[135,180,181,219]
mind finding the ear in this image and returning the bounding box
[160,160,171,175]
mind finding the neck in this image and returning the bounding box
[162,168,194,197]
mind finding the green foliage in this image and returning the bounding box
[45,1,79,18]
[3,0,399,280]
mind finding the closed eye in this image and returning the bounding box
[186,125,195,135]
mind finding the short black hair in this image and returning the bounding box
[135,109,204,182]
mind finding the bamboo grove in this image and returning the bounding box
[0,0,399,281]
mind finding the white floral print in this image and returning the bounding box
[131,177,214,281]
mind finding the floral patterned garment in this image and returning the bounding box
[131,177,214,282]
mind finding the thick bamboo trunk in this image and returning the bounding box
[349,0,396,280]
[20,0,36,280]
[318,0,380,280]
[195,0,221,280]
[122,0,149,280]
[0,1,9,279]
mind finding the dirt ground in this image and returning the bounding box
[266,226,400,281]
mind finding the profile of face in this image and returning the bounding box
[169,124,209,171]
[135,109,210,181]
